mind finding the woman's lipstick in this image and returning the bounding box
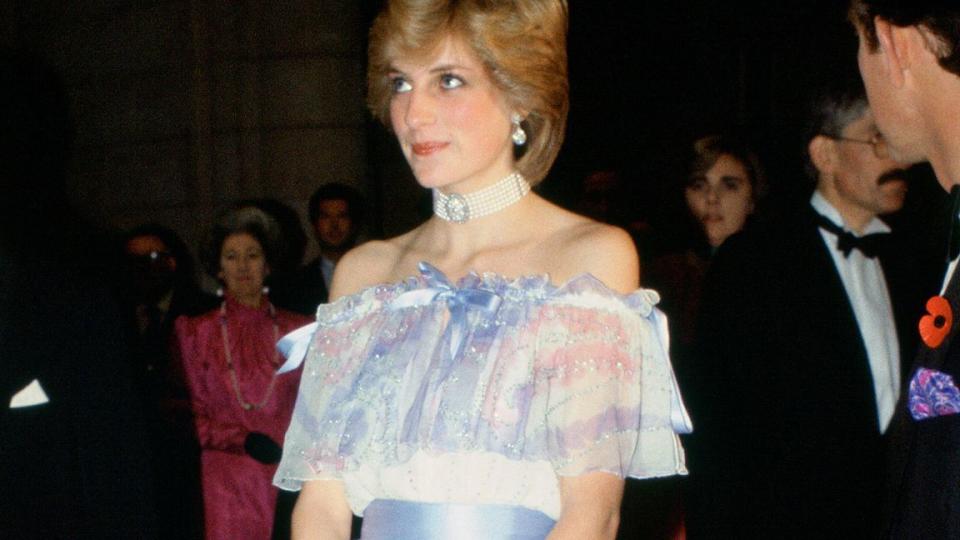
[412,142,449,156]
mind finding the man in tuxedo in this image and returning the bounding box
[851,2,960,537]
[682,77,930,538]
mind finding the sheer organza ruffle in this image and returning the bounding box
[274,263,689,516]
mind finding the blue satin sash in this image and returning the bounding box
[360,499,555,540]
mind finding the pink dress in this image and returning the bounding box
[176,296,311,540]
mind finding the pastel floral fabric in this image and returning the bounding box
[274,262,690,516]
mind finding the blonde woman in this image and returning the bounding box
[274,1,690,538]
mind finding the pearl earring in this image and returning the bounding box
[511,113,527,146]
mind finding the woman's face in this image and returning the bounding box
[684,153,755,247]
[219,233,268,304]
[387,35,516,194]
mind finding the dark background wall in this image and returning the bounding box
[555,0,861,246]
[1,0,887,262]
[3,0,369,263]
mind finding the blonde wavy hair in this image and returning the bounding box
[367,0,569,185]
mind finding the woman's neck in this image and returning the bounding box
[228,291,263,308]
[404,196,552,285]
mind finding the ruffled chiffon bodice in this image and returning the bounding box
[274,262,690,519]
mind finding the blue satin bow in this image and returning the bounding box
[274,262,502,374]
[276,322,318,374]
[392,262,502,359]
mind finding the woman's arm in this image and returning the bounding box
[291,479,354,540]
[548,472,624,539]
[541,223,640,539]
[175,316,248,452]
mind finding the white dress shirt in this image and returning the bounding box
[320,256,336,291]
[811,191,900,433]
[941,241,959,294]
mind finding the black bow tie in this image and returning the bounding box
[816,213,888,259]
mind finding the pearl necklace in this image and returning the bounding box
[218,301,281,411]
[433,171,530,223]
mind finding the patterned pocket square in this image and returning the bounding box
[909,368,960,420]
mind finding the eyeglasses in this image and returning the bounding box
[824,132,890,159]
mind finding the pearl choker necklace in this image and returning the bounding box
[433,172,531,223]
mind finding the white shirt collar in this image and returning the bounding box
[810,190,891,236]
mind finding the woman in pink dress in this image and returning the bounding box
[176,206,311,539]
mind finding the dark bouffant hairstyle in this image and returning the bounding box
[202,206,283,279]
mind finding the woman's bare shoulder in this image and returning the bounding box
[328,240,400,301]
[328,228,425,301]
[541,208,639,293]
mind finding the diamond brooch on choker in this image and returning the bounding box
[433,171,531,224]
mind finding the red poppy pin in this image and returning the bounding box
[920,295,953,349]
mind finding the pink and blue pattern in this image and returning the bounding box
[908,367,960,421]
[275,263,691,498]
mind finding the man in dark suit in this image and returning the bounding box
[682,77,932,538]
[120,224,217,539]
[851,2,960,537]
[0,51,157,538]
[275,183,365,316]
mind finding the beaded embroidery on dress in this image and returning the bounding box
[274,262,690,519]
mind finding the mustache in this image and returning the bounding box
[878,168,909,185]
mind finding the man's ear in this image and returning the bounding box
[874,16,915,88]
[808,135,835,176]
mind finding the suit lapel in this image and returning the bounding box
[793,206,871,369]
